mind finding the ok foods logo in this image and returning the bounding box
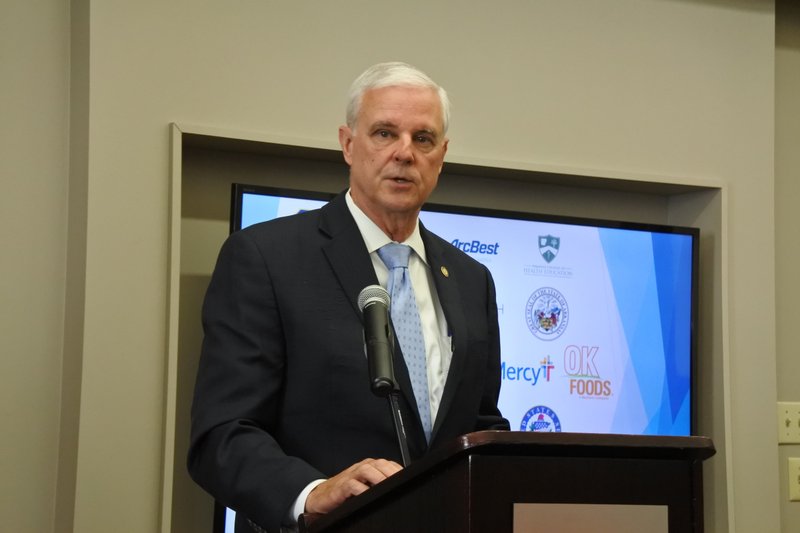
[525,287,569,340]
[564,345,613,398]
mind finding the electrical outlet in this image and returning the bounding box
[778,402,800,444]
[789,458,800,501]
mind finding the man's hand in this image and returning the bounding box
[305,458,403,514]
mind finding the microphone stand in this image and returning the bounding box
[387,390,411,467]
[368,344,411,468]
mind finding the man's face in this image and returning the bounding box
[339,85,448,228]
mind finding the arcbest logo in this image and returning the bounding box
[450,239,500,255]
[539,235,560,263]
[525,287,569,340]
[520,405,562,432]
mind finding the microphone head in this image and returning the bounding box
[358,285,390,312]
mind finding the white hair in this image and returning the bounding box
[345,61,451,133]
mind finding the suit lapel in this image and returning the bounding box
[317,194,378,318]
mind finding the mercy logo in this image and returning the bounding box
[539,355,555,381]
[501,355,555,386]
[450,239,500,255]
[538,235,560,263]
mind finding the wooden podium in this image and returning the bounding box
[299,431,715,533]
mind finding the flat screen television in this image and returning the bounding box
[216,183,699,531]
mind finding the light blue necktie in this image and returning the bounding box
[378,243,432,442]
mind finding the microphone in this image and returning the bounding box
[358,284,411,466]
[358,285,396,397]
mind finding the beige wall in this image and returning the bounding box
[3,0,796,531]
[0,1,69,532]
[776,0,800,530]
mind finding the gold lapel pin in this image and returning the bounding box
[440,266,449,278]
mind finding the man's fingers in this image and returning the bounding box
[347,458,403,486]
[305,458,403,514]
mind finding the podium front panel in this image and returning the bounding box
[470,455,700,532]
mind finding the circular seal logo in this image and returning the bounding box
[525,287,569,340]
[520,405,562,432]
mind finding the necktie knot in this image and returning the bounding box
[378,243,412,270]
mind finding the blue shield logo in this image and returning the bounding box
[538,235,560,263]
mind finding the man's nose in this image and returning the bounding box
[393,135,414,164]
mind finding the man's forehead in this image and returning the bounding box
[359,86,444,130]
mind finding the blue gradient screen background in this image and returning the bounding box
[238,191,695,437]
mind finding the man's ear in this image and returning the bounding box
[338,126,354,166]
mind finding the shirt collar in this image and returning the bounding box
[345,189,428,265]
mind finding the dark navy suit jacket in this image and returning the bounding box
[188,192,508,532]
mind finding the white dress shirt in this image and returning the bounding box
[345,190,452,421]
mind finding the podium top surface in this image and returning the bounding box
[446,430,715,461]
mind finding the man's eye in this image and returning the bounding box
[376,130,391,138]
[415,135,433,144]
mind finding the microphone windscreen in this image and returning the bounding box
[357,284,390,312]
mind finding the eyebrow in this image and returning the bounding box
[370,121,440,136]
[415,128,438,138]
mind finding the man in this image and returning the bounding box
[188,62,509,533]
